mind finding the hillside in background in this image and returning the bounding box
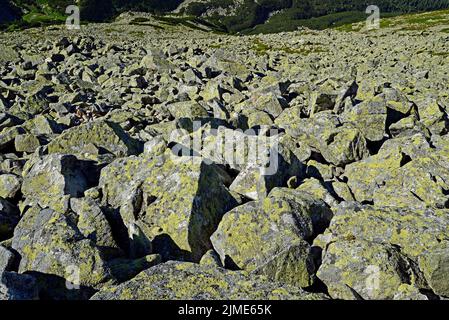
[180,0,449,33]
[0,0,21,24]
[2,0,449,32]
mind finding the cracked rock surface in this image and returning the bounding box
[1,11,449,300]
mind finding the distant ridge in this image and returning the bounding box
[3,0,449,32]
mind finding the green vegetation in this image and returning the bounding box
[251,11,372,33]
[129,17,165,29]
[182,0,449,34]
[2,0,449,33]
[336,8,449,32]
[151,15,226,33]
[1,1,64,30]
[112,0,182,14]
[251,38,327,56]
[252,38,271,55]
[1,0,112,30]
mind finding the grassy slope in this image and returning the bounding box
[4,0,67,30]
[182,0,449,34]
[336,8,449,32]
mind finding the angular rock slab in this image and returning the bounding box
[12,206,112,289]
[21,154,95,212]
[276,112,369,167]
[344,140,449,208]
[0,245,15,274]
[317,240,425,300]
[91,261,326,300]
[171,126,305,200]
[419,242,449,297]
[0,174,22,199]
[211,187,333,287]
[315,202,449,299]
[47,120,142,162]
[100,151,239,261]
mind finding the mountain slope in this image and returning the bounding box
[0,0,21,24]
[3,0,449,32]
[179,0,449,33]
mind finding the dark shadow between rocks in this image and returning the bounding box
[24,271,96,300]
[223,255,241,271]
[187,162,239,262]
[152,234,192,262]
[366,138,386,155]
[102,206,131,256]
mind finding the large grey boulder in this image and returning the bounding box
[21,154,97,213]
[211,187,332,287]
[99,151,240,261]
[315,202,449,299]
[91,261,327,300]
[47,120,142,162]
[11,206,112,290]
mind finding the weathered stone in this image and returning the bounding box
[0,174,21,199]
[211,187,332,287]
[415,98,448,135]
[315,202,449,298]
[247,110,274,128]
[343,134,445,208]
[167,100,209,119]
[47,120,142,161]
[143,136,167,156]
[0,126,25,151]
[12,206,112,289]
[314,202,449,259]
[341,95,388,142]
[372,155,449,209]
[296,178,338,208]
[99,151,239,261]
[70,197,122,258]
[252,92,284,118]
[14,134,41,153]
[21,154,95,212]
[23,115,59,135]
[0,245,15,274]
[277,113,369,166]
[141,49,174,71]
[318,240,423,300]
[418,242,449,297]
[91,261,326,300]
[199,249,223,268]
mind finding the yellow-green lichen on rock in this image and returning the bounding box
[99,150,239,261]
[47,120,142,161]
[21,154,92,213]
[317,239,425,300]
[315,202,449,299]
[210,187,332,287]
[91,261,327,300]
[11,206,112,289]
